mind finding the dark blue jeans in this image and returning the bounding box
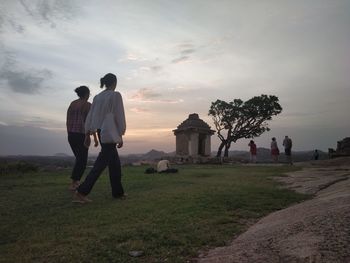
[68,132,88,181]
[77,141,124,198]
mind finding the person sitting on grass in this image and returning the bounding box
[157,159,178,173]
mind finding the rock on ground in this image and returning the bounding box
[196,158,350,263]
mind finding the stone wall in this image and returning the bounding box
[329,137,350,158]
[175,132,189,155]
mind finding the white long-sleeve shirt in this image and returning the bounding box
[84,89,126,137]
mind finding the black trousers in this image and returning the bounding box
[68,132,88,181]
[77,139,124,198]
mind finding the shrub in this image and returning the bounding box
[0,161,39,175]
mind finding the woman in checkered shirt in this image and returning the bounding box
[66,86,96,191]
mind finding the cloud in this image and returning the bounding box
[0,106,65,129]
[181,49,196,55]
[18,0,79,29]
[150,65,162,72]
[130,107,150,114]
[129,87,183,104]
[131,87,161,100]
[119,52,148,62]
[171,56,190,64]
[137,66,163,73]
[0,66,52,94]
[171,42,197,64]
[169,85,198,91]
[0,1,74,94]
[176,43,194,49]
[7,18,25,33]
[0,53,53,94]
[0,1,79,35]
[19,116,64,129]
[126,127,174,138]
[282,111,326,118]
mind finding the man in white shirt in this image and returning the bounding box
[74,73,126,203]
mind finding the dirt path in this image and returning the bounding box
[196,159,350,263]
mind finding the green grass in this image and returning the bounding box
[0,165,307,263]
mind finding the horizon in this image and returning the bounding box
[0,1,349,155]
[0,147,329,158]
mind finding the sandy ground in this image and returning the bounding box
[196,157,350,263]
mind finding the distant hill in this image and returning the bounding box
[120,149,175,165]
[120,148,328,164]
[54,153,71,157]
[0,148,329,167]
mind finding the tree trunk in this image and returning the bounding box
[216,141,225,157]
[224,141,232,157]
[224,144,229,157]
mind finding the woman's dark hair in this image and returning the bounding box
[100,73,117,89]
[272,137,276,141]
[75,86,90,99]
[250,140,254,144]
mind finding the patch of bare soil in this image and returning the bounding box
[196,160,350,263]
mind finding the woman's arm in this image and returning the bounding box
[84,98,96,134]
[92,132,99,147]
[66,103,72,131]
[113,92,126,136]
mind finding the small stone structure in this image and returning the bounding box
[329,137,350,158]
[173,113,215,157]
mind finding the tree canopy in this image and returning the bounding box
[208,94,282,157]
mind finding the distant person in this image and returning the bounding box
[248,140,257,163]
[66,86,98,191]
[157,159,178,173]
[74,73,126,203]
[283,135,293,165]
[270,137,279,162]
[313,149,319,160]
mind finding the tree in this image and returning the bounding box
[208,95,282,157]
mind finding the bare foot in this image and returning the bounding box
[72,191,92,203]
[114,193,127,200]
[69,181,80,191]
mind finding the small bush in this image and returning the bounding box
[0,161,39,175]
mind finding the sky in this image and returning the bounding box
[0,0,349,155]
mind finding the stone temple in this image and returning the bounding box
[329,137,350,158]
[173,113,215,157]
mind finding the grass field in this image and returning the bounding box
[0,164,308,263]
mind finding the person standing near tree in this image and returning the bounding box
[283,135,293,165]
[248,140,257,163]
[271,137,279,162]
[74,73,126,203]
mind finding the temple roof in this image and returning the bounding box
[173,113,215,134]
